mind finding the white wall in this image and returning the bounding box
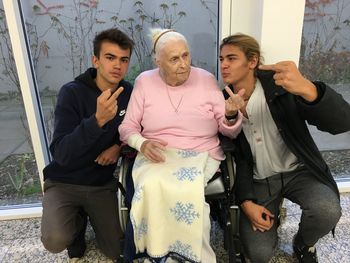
[227,0,305,65]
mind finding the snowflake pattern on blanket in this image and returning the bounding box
[168,240,199,262]
[177,149,200,158]
[170,202,200,225]
[131,214,148,241]
[130,148,209,263]
[133,156,148,170]
[132,184,143,203]
[172,167,201,181]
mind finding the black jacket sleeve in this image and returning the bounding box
[49,85,106,166]
[296,82,350,134]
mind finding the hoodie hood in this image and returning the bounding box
[75,68,99,91]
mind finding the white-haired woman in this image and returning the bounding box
[119,28,245,263]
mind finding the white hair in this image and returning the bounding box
[149,28,188,60]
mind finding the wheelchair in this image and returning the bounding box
[117,136,245,263]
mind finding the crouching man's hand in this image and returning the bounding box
[241,200,275,232]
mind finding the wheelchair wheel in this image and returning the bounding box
[226,205,245,263]
[118,156,132,233]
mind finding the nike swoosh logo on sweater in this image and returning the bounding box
[119,109,126,116]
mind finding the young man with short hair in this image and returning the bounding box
[41,28,134,262]
[220,33,350,263]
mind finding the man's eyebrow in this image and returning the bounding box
[219,54,237,59]
[104,53,116,57]
[104,53,129,60]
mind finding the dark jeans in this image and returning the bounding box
[41,178,122,260]
[240,167,341,263]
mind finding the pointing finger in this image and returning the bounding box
[259,61,296,72]
[110,86,124,100]
[259,64,277,71]
[237,88,245,97]
[225,86,246,99]
[224,86,236,98]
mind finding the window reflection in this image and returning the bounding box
[24,0,218,141]
[0,2,42,207]
[0,0,219,208]
[300,0,350,180]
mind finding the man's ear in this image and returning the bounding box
[92,55,99,69]
[249,55,258,70]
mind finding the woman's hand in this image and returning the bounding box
[140,139,168,163]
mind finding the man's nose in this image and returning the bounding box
[220,60,228,69]
[113,60,121,69]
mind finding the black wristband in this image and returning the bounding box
[225,112,238,120]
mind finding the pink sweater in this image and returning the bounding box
[119,67,242,160]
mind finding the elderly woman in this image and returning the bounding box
[119,28,244,263]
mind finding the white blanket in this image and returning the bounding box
[130,148,209,262]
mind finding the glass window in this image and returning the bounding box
[23,0,218,143]
[0,0,218,210]
[0,1,42,207]
[300,0,350,180]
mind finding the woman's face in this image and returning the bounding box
[157,39,191,86]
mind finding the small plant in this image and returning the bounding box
[4,153,42,197]
[300,0,350,83]
[7,154,31,193]
[22,182,42,196]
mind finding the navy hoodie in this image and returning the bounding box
[43,68,132,186]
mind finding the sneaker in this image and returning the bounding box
[67,211,88,259]
[293,235,318,263]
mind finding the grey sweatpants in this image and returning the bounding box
[41,179,122,260]
[240,167,341,263]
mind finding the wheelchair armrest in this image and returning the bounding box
[120,144,137,156]
[219,134,235,153]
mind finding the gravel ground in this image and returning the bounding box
[321,149,350,179]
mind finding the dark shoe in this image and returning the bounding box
[293,234,318,263]
[67,211,88,259]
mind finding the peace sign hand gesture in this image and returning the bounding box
[224,86,245,118]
